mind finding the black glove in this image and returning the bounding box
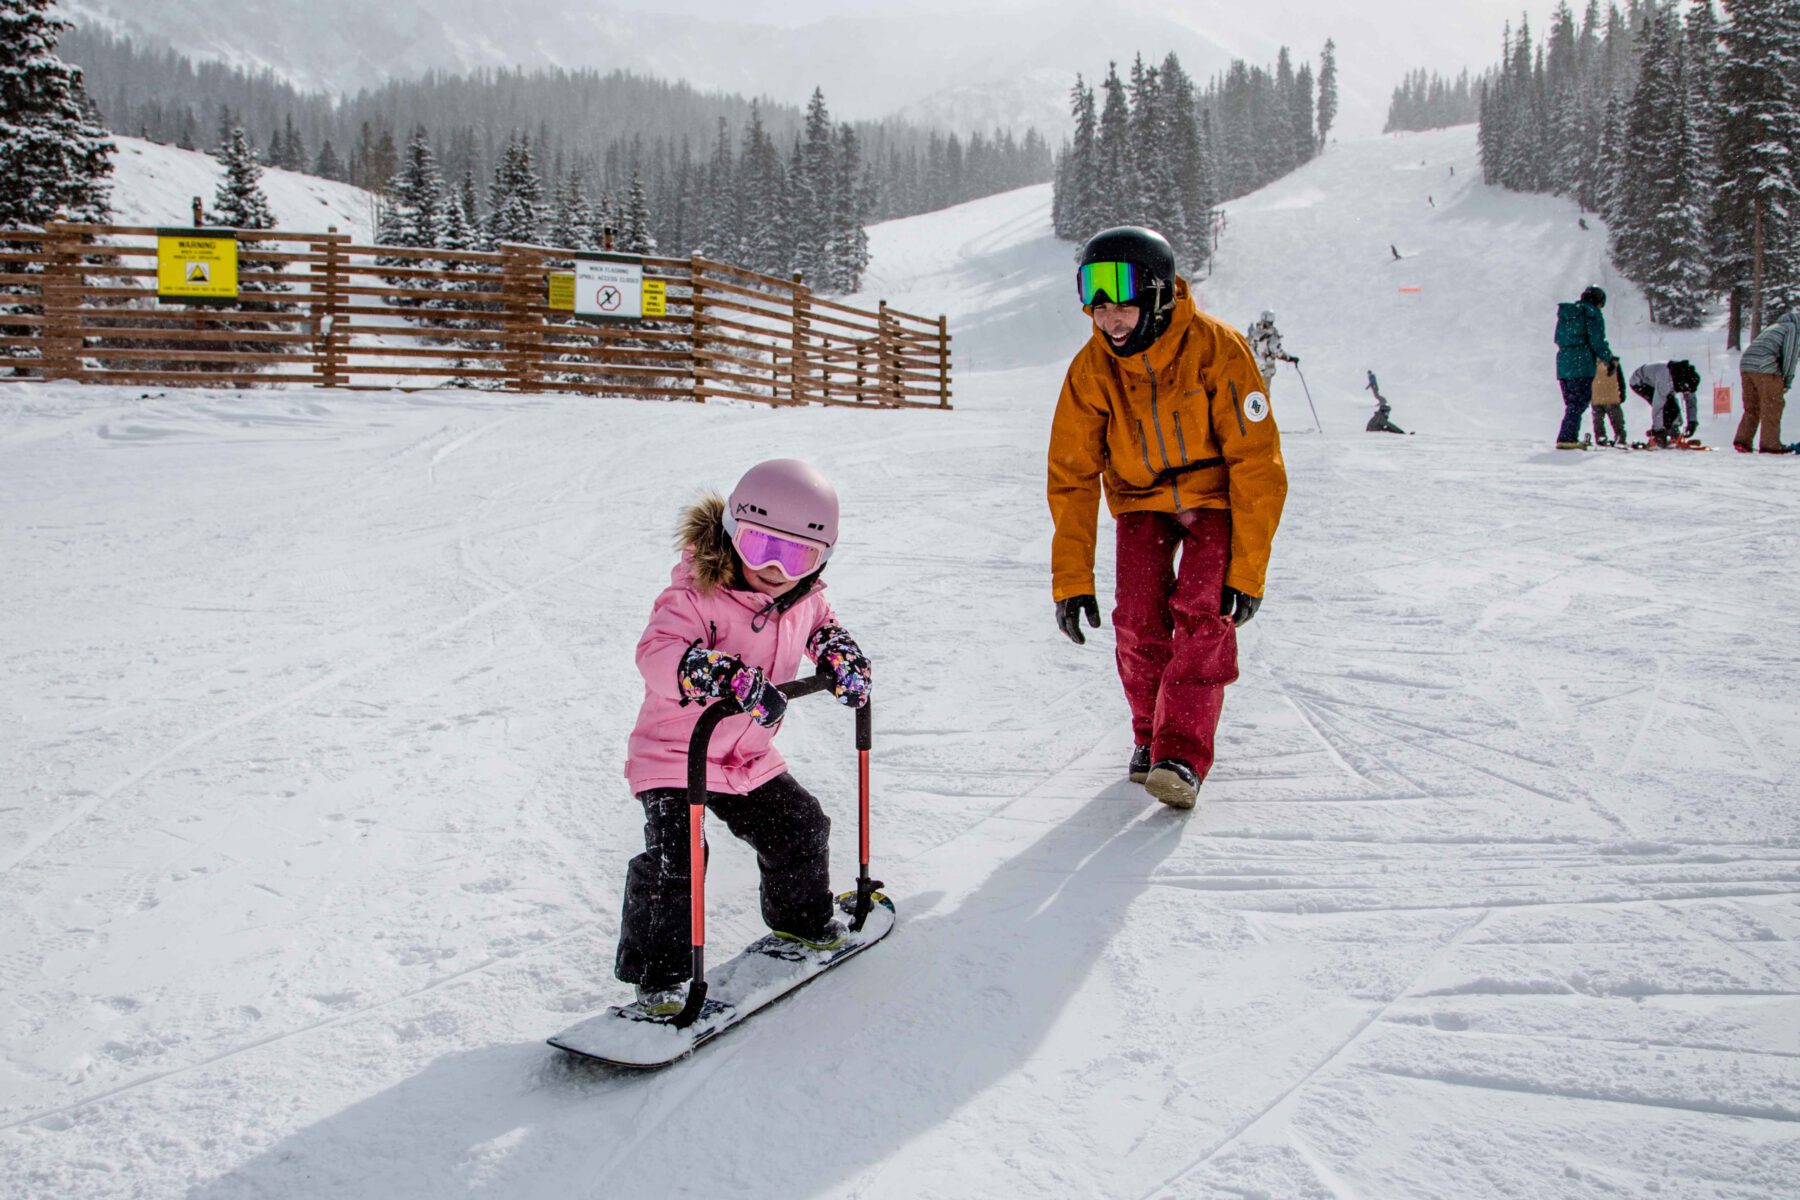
[1288,355,1301,364]
[1220,587,1261,628]
[1055,594,1101,645]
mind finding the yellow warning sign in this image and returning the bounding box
[547,271,575,312]
[642,278,667,319]
[157,232,238,302]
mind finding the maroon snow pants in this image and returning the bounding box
[1113,508,1239,781]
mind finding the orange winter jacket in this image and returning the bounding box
[1048,277,1287,601]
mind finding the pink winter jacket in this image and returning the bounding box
[624,550,838,795]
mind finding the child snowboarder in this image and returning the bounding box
[1245,310,1298,390]
[615,458,872,1017]
[1629,360,1701,446]
[1590,357,1627,445]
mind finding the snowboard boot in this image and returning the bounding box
[631,984,687,1018]
[1128,744,1152,783]
[1652,429,1670,448]
[773,919,847,952]
[1144,759,1200,810]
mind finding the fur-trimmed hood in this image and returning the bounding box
[676,492,738,594]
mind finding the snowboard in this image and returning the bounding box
[1627,437,1710,451]
[549,891,895,1069]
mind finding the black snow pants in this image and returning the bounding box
[615,772,832,988]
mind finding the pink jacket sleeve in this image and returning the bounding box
[635,586,708,700]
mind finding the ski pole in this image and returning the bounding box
[1291,362,1323,433]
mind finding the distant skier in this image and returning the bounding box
[1552,285,1616,449]
[1049,226,1287,809]
[1589,357,1626,445]
[615,459,871,1017]
[1628,360,1701,446]
[1245,310,1297,389]
[1390,244,1402,260]
[1365,371,1406,433]
[1735,309,1800,454]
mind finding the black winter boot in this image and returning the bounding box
[1145,759,1200,809]
[1128,744,1152,783]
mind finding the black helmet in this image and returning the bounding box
[1078,226,1178,357]
[1579,285,1607,308]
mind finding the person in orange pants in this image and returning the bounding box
[1047,226,1288,809]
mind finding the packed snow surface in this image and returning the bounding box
[4,127,1798,1198]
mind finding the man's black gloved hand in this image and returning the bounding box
[1220,586,1262,628]
[1055,595,1101,645]
[1289,355,1301,364]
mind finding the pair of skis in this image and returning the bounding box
[550,672,892,1069]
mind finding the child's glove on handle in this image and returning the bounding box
[808,623,871,708]
[678,645,788,727]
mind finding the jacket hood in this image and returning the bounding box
[675,492,739,594]
[1091,276,1197,376]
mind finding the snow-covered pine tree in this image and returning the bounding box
[692,118,736,262]
[1094,63,1132,231]
[1613,6,1680,287]
[1129,56,1186,255]
[735,103,789,277]
[1715,0,1800,335]
[311,140,344,181]
[0,0,114,226]
[485,134,546,246]
[1290,63,1317,179]
[548,169,595,251]
[378,127,444,249]
[1316,38,1338,149]
[1645,92,1713,328]
[830,122,870,293]
[619,169,656,255]
[790,89,837,287]
[208,127,275,230]
[1162,53,1215,276]
[1053,76,1094,240]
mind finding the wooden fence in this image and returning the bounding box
[0,221,952,409]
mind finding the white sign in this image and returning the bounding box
[575,257,644,320]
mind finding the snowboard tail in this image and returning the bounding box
[550,892,895,1069]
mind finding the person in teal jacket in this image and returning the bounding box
[1553,285,1617,448]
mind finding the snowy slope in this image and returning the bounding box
[107,136,379,239]
[3,127,1798,1200]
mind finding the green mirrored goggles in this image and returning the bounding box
[1077,260,1142,307]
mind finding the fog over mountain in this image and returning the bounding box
[63,0,1532,137]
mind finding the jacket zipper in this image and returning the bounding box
[1229,380,1247,436]
[1134,419,1156,480]
[1142,354,1180,508]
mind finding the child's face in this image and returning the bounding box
[743,562,800,598]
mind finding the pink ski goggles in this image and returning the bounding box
[731,520,831,579]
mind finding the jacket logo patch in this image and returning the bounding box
[1244,392,1271,423]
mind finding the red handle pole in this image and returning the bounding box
[689,800,706,946]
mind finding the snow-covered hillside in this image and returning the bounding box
[107,136,378,239]
[3,127,1797,1200]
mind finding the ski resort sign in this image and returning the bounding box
[573,253,665,321]
[156,230,238,303]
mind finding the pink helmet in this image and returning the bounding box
[726,459,840,548]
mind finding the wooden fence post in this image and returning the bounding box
[38,222,83,384]
[937,314,951,408]
[318,233,346,388]
[790,271,809,406]
[500,243,537,393]
[878,299,899,405]
[690,254,706,404]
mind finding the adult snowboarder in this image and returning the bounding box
[1628,360,1701,446]
[1048,226,1288,809]
[1735,310,1800,454]
[1553,285,1617,449]
[1245,310,1297,389]
[1365,371,1406,434]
